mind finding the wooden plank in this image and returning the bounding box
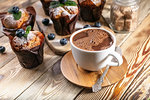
[0,36,16,68]
[121,61,150,100]
[16,59,83,100]
[75,13,150,100]
[108,36,150,99]
[0,1,82,99]
[0,0,149,99]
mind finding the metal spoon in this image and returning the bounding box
[92,47,122,92]
[92,65,110,92]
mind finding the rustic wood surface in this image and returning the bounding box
[0,0,150,100]
[75,12,150,100]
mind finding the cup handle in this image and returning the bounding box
[108,51,123,66]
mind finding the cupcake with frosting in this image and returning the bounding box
[78,0,106,22]
[0,6,36,36]
[10,26,45,69]
[49,0,79,35]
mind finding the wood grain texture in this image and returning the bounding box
[121,60,150,100]
[34,1,108,55]
[61,51,128,88]
[0,0,149,99]
[0,1,83,99]
[109,36,150,100]
[16,59,83,100]
[0,36,16,68]
[76,13,150,100]
[0,44,61,99]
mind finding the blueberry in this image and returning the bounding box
[47,33,55,40]
[0,46,6,53]
[94,22,101,27]
[42,18,49,26]
[83,25,91,28]
[60,38,67,46]
[59,0,67,4]
[12,6,19,13]
[16,29,25,38]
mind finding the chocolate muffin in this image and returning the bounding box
[9,27,45,69]
[78,0,106,22]
[0,6,36,36]
[49,0,79,35]
[40,0,51,16]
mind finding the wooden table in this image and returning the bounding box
[0,0,150,99]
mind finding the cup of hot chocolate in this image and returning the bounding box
[70,27,123,71]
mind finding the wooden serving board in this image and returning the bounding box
[61,51,128,88]
[33,1,109,55]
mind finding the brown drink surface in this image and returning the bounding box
[73,29,113,51]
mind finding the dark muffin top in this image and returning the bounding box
[11,26,45,51]
[78,0,103,6]
[2,7,29,29]
[49,0,79,19]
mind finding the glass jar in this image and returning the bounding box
[110,0,140,32]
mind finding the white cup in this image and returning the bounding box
[70,27,123,71]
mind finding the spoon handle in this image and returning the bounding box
[92,65,110,92]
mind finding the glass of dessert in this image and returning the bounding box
[49,0,79,35]
[77,0,106,22]
[0,6,36,36]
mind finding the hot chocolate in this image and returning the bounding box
[73,29,113,51]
